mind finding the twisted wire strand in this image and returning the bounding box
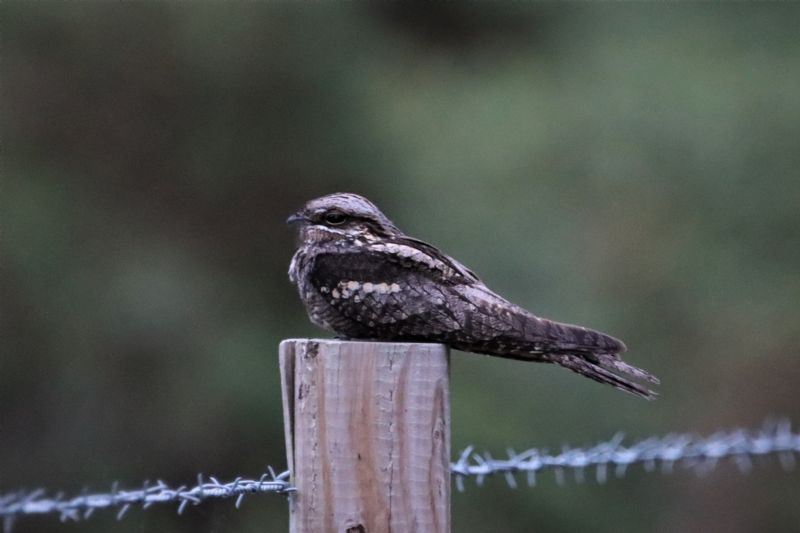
[1,420,798,530]
[0,468,293,532]
[451,419,799,492]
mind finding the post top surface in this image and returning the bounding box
[280,338,447,350]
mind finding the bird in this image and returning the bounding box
[287,193,658,399]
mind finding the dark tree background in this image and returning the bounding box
[2,3,800,532]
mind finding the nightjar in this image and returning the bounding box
[288,193,658,399]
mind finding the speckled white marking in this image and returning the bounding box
[375,282,390,294]
[346,281,360,291]
[389,283,401,293]
[369,242,449,272]
[362,282,374,293]
[332,288,340,298]
[288,253,299,283]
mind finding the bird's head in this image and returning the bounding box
[287,193,402,245]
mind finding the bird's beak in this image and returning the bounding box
[286,212,307,225]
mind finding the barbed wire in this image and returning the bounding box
[451,419,799,491]
[0,468,293,533]
[1,420,798,531]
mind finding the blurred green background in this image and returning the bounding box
[2,3,800,532]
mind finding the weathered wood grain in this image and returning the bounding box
[280,339,450,533]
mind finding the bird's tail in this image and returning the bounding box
[555,353,659,400]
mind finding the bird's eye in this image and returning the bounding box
[323,211,347,225]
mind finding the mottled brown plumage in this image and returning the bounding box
[287,193,658,398]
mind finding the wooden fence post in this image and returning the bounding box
[280,339,451,533]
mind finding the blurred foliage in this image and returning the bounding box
[2,2,800,532]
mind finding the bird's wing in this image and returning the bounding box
[309,241,621,352]
[308,248,658,398]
